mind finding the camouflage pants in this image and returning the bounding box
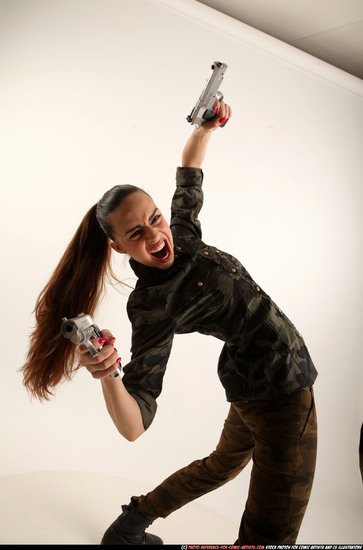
[135,388,317,544]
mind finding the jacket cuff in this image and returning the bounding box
[176,166,203,187]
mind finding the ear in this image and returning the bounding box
[110,241,127,254]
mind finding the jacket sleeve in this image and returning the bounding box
[170,167,204,238]
[122,292,176,430]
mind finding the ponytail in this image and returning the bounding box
[22,184,143,400]
[22,204,112,400]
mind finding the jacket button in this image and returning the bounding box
[197,281,204,287]
[174,254,179,258]
[256,286,260,291]
[203,251,209,256]
[231,268,237,273]
[216,250,220,253]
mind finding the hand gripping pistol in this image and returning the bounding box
[61,313,122,377]
[187,61,228,128]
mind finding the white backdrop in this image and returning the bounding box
[1,0,362,543]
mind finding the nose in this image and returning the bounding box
[145,225,159,242]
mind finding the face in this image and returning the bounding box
[108,190,174,270]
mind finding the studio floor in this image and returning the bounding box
[0,470,239,545]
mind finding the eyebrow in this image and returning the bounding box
[124,208,159,237]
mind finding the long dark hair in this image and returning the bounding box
[22,184,141,400]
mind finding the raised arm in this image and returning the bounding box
[182,100,231,168]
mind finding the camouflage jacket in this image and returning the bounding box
[122,167,318,429]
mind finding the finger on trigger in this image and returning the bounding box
[100,328,114,341]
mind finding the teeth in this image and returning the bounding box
[150,241,165,254]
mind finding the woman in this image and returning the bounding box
[22,100,317,544]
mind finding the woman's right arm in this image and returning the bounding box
[76,331,145,442]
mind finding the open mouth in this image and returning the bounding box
[149,239,172,263]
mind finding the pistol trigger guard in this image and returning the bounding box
[85,339,100,357]
[203,109,217,122]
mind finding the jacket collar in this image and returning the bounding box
[129,250,187,284]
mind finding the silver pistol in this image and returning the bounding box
[187,61,228,128]
[61,313,121,377]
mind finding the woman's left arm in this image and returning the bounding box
[182,100,232,168]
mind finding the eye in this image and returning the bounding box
[152,214,161,224]
[129,229,142,240]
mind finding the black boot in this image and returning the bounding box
[101,499,163,545]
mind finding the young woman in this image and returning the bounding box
[22,100,317,545]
